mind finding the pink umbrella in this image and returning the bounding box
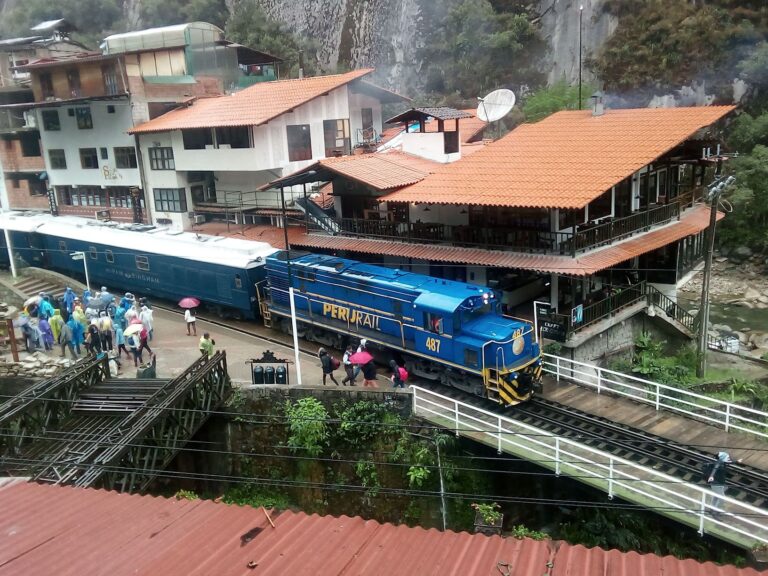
[178,297,201,309]
[349,350,374,365]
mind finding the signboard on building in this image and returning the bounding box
[571,304,584,325]
[535,301,567,343]
[46,185,58,216]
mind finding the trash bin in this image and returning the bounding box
[275,364,287,385]
[264,365,275,384]
[252,364,264,385]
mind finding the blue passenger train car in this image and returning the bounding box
[0,212,277,319]
[264,251,541,405]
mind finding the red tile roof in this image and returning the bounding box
[1,482,760,576]
[317,150,440,190]
[291,205,720,276]
[129,69,374,133]
[381,106,735,209]
[311,182,334,209]
[379,108,488,146]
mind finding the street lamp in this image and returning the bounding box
[696,175,736,377]
[70,251,90,292]
[279,184,303,386]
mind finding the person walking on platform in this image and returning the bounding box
[126,333,142,367]
[361,359,378,388]
[115,323,129,359]
[38,317,54,351]
[318,348,339,386]
[58,319,78,359]
[140,305,154,341]
[185,308,197,336]
[341,345,356,386]
[706,451,739,517]
[86,320,102,355]
[49,310,64,346]
[199,333,215,358]
[98,311,113,351]
[67,316,84,356]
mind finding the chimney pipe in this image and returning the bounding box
[591,91,604,117]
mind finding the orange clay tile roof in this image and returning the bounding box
[291,205,721,276]
[381,106,735,209]
[316,150,440,190]
[311,182,334,209]
[379,108,488,145]
[129,69,374,134]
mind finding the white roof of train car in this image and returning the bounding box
[0,212,278,269]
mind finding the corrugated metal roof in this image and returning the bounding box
[381,106,735,209]
[379,108,488,147]
[129,69,374,133]
[386,107,474,123]
[291,205,718,276]
[0,482,761,576]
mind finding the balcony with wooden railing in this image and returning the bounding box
[315,187,705,256]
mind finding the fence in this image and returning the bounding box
[542,354,768,439]
[412,386,768,549]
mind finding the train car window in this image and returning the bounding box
[135,255,149,271]
[393,301,402,317]
[308,271,316,281]
[105,250,114,264]
[464,349,479,367]
[234,274,242,289]
[297,269,305,280]
[89,247,97,260]
[58,240,67,252]
[426,313,443,334]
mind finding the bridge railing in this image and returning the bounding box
[542,354,768,440]
[411,386,768,549]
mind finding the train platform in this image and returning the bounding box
[540,375,768,473]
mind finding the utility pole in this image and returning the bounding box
[578,5,584,109]
[697,175,735,377]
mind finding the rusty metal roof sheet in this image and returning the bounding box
[381,106,735,209]
[0,482,761,576]
[129,69,374,133]
[292,205,718,276]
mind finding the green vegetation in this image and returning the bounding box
[174,489,200,501]
[508,524,549,541]
[419,0,544,104]
[522,78,597,122]
[222,484,294,510]
[284,397,328,457]
[472,501,502,524]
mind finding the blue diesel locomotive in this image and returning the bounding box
[0,212,277,319]
[264,251,542,405]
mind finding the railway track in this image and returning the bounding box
[417,381,768,509]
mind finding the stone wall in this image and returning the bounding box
[0,351,75,379]
[241,384,413,419]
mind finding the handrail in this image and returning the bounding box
[541,353,768,439]
[411,385,768,549]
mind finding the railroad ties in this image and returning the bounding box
[0,352,230,492]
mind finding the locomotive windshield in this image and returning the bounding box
[459,297,493,326]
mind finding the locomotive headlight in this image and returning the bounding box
[512,336,525,355]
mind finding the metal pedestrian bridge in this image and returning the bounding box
[412,385,768,551]
[0,352,230,492]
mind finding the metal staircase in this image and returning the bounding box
[294,196,340,235]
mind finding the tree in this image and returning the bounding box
[419,0,543,103]
[522,78,596,122]
[719,146,768,250]
[225,0,318,77]
[139,0,229,30]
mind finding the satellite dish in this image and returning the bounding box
[476,89,516,123]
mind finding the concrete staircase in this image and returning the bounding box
[13,275,67,301]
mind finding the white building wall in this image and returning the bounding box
[37,100,140,188]
[348,91,383,146]
[137,132,189,229]
[401,132,459,164]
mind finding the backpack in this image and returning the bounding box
[331,357,341,370]
[398,366,409,382]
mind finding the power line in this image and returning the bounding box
[4,455,759,519]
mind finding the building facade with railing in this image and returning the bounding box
[264,104,735,356]
[129,68,406,229]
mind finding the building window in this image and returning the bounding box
[40,73,54,99]
[149,147,174,170]
[89,246,97,260]
[49,149,67,169]
[135,255,149,271]
[20,133,40,157]
[153,188,187,212]
[75,107,93,129]
[79,148,99,169]
[105,250,114,263]
[107,105,116,114]
[42,110,60,131]
[67,69,81,97]
[215,126,251,149]
[100,147,109,160]
[114,147,138,169]
[323,119,350,157]
[182,128,213,150]
[361,108,374,141]
[102,65,119,96]
[58,240,67,252]
[109,187,136,208]
[29,179,47,196]
[286,124,312,162]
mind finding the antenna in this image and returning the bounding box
[476,88,516,123]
